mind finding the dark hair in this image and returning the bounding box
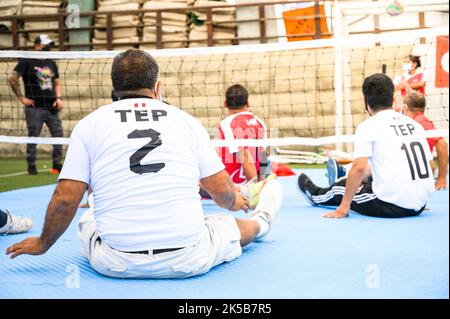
[407,54,421,68]
[111,49,159,92]
[225,84,249,109]
[362,73,394,111]
[404,91,426,112]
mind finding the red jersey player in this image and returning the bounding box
[218,84,267,185]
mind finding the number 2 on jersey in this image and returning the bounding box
[400,142,430,180]
[128,128,165,174]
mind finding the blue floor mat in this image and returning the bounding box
[0,169,448,299]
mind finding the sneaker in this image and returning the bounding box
[326,158,346,186]
[297,173,320,206]
[250,179,283,240]
[241,174,277,209]
[326,158,338,186]
[50,162,62,175]
[28,165,38,175]
[0,209,33,235]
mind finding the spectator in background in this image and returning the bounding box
[7,34,64,175]
[393,54,426,112]
[403,92,448,190]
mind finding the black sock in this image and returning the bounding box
[0,209,8,228]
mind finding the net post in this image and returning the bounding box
[206,8,213,47]
[58,13,65,51]
[106,13,113,50]
[11,17,19,50]
[156,10,162,49]
[259,5,267,44]
[333,1,344,152]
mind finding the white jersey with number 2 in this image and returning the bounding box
[353,109,434,210]
[59,98,225,252]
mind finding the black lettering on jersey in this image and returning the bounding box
[115,109,167,123]
[406,124,415,135]
[391,124,415,136]
[390,125,399,136]
[152,110,167,121]
[135,110,149,122]
[115,110,131,122]
[127,129,165,174]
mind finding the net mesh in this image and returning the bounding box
[0,27,448,157]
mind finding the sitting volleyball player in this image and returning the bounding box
[327,91,448,190]
[200,84,275,207]
[298,73,434,218]
[0,209,32,235]
[6,49,283,279]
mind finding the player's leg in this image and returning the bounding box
[0,209,33,235]
[347,183,424,218]
[238,177,283,244]
[297,172,347,206]
[45,110,64,173]
[24,107,45,174]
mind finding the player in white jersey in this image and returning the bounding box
[298,73,434,218]
[6,49,283,279]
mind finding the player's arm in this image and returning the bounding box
[7,71,35,107]
[324,157,369,218]
[200,170,249,212]
[53,78,64,110]
[236,148,257,182]
[409,80,425,90]
[435,138,448,190]
[6,179,86,259]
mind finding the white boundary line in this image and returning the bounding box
[1,129,447,147]
[0,26,447,59]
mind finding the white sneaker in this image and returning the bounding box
[250,179,283,241]
[0,209,33,235]
[241,174,277,209]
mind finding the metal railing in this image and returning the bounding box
[0,0,333,50]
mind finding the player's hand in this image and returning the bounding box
[53,98,63,110]
[6,237,48,259]
[230,191,250,213]
[435,177,447,191]
[324,205,349,218]
[20,96,35,107]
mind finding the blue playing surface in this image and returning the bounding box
[0,169,448,299]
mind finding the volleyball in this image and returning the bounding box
[386,0,404,16]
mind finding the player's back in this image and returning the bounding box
[74,98,213,251]
[356,109,434,210]
[218,111,266,184]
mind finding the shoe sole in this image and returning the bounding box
[326,158,338,186]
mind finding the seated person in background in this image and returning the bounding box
[393,54,425,112]
[0,209,32,235]
[328,91,448,191]
[218,84,269,184]
[403,92,448,190]
[200,84,274,206]
[298,73,434,218]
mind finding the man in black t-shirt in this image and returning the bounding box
[8,35,64,175]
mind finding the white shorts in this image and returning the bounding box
[77,209,242,279]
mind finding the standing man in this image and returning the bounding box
[298,73,434,218]
[7,34,64,175]
[6,49,283,279]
